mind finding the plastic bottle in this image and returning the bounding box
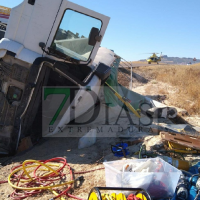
[159,156,190,171]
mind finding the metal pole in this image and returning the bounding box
[130,62,133,90]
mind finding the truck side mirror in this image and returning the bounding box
[88,27,102,46]
[39,42,46,49]
[28,0,36,5]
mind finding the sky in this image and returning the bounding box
[1,0,200,61]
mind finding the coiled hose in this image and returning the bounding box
[5,157,104,200]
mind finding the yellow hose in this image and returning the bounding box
[22,160,58,180]
[8,160,76,200]
[168,141,200,154]
[105,82,141,118]
[19,163,60,183]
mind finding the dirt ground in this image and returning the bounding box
[0,137,119,200]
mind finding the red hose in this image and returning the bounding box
[74,167,105,174]
[0,157,104,200]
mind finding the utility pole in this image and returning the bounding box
[130,62,133,90]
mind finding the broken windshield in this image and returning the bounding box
[51,9,102,62]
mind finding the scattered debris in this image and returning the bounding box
[166,141,200,154]
[161,124,199,136]
[160,131,200,150]
[111,142,129,158]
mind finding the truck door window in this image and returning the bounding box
[51,9,102,62]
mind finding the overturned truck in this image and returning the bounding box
[0,0,112,154]
[0,0,177,155]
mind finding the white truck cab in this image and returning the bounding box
[0,0,111,154]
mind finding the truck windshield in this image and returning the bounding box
[51,9,102,62]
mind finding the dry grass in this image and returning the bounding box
[156,65,200,114]
[134,64,200,115]
[118,69,130,88]
[158,88,168,95]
